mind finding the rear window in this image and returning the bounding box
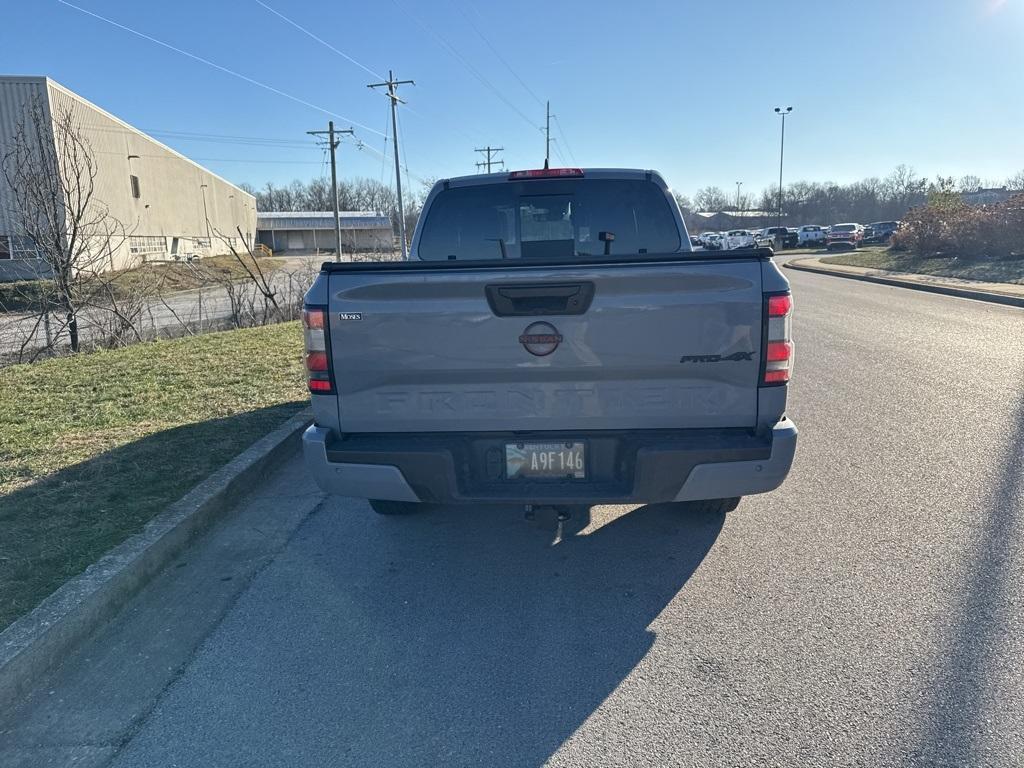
[832,224,857,232]
[416,178,681,260]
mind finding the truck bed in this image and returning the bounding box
[315,249,777,434]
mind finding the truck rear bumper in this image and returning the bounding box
[302,419,797,505]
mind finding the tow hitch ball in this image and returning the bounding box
[524,504,572,521]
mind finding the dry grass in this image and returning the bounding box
[821,249,1024,285]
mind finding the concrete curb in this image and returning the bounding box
[0,407,313,711]
[783,258,1024,308]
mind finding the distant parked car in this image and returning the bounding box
[703,232,725,250]
[863,221,900,244]
[797,225,827,247]
[755,227,799,249]
[723,229,756,250]
[826,223,864,250]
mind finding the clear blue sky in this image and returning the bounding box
[3,0,1023,199]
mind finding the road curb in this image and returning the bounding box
[783,258,1024,308]
[0,408,313,711]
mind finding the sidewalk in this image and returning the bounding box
[783,257,1024,308]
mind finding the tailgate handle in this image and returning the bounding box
[485,282,595,316]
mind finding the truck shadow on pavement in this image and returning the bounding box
[214,500,726,767]
[911,395,1024,765]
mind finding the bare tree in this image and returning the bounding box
[1007,170,1024,191]
[694,186,730,212]
[1,98,135,353]
[957,175,982,194]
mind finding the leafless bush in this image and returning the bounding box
[893,193,1024,260]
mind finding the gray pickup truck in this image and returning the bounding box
[302,168,796,515]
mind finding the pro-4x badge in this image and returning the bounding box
[679,351,755,363]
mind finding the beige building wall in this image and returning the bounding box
[0,76,256,277]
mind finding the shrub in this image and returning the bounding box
[892,193,1024,260]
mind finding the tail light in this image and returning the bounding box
[303,306,334,394]
[763,292,793,385]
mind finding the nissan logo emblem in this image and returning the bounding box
[519,321,562,356]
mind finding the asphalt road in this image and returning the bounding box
[3,265,1023,767]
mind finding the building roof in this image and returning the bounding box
[694,210,778,218]
[961,187,1015,205]
[256,211,391,230]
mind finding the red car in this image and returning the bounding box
[826,223,863,250]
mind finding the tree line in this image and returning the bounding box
[238,177,433,238]
[679,166,1024,227]
[242,165,1024,236]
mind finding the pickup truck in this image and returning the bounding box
[302,168,797,517]
[797,225,826,247]
[755,227,799,250]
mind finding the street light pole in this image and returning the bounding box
[773,107,792,240]
[735,181,743,211]
[199,183,210,242]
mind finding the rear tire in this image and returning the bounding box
[676,497,741,515]
[369,499,421,516]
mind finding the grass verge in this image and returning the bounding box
[0,321,307,630]
[820,249,1024,285]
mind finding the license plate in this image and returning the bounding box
[505,442,585,480]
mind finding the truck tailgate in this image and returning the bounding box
[326,257,764,433]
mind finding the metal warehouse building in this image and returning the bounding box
[256,211,392,255]
[0,76,256,281]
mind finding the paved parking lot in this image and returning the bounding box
[3,267,1023,767]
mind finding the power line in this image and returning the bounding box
[380,110,390,185]
[552,115,577,164]
[252,0,479,147]
[79,123,317,148]
[453,3,581,166]
[92,149,325,164]
[97,130,313,149]
[455,2,545,109]
[392,0,542,134]
[395,105,415,208]
[57,0,386,138]
[551,139,568,167]
[253,0,384,81]
[344,136,428,185]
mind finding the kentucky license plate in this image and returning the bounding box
[505,442,586,480]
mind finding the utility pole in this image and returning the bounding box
[735,181,743,211]
[774,107,793,237]
[545,100,551,169]
[307,121,354,261]
[369,70,415,259]
[474,146,505,174]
